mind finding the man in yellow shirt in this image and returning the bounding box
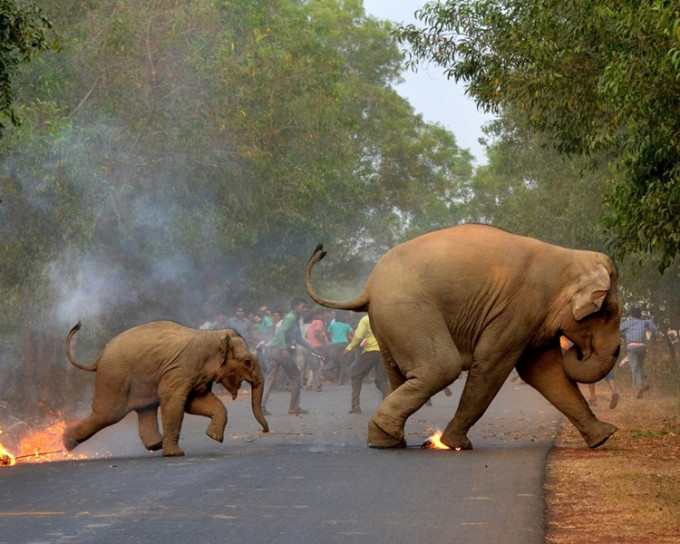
[344,314,389,413]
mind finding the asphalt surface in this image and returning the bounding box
[0,377,561,544]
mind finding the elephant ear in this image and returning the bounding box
[571,264,611,321]
[218,331,234,366]
[220,329,245,363]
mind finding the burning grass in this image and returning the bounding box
[545,389,680,544]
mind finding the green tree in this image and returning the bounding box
[466,115,610,251]
[0,0,474,419]
[397,0,680,270]
[0,0,55,135]
[466,113,679,388]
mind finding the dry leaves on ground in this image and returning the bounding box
[545,390,680,544]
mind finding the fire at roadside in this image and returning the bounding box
[0,418,91,467]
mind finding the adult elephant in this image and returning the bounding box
[306,224,622,451]
[64,320,269,457]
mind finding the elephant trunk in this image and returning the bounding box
[562,344,619,383]
[250,364,269,433]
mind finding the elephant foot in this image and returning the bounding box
[583,421,618,449]
[145,439,163,452]
[440,430,473,451]
[367,418,407,449]
[205,423,225,443]
[162,445,185,457]
[63,432,80,452]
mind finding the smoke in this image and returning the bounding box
[0,2,378,434]
[43,226,220,331]
[150,254,192,286]
[47,256,136,326]
[17,112,235,331]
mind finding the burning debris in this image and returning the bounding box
[420,429,462,451]
[0,427,15,466]
[421,429,451,450]
[0,446,14,466]
[0,419,90,467]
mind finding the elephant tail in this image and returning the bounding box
[65,322,98,372]
[305,243,370,312]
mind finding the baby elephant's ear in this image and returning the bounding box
[223,328,242,348]
[218,331,234,365]
[571,264,611,321]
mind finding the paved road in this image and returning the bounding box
[0,379,561,544]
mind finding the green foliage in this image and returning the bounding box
[465,114,610,251]
[465,113,680,349]
[397,0,680,270]
[0,0,55,134]
[0,0,473,416]
[0,0,472,419]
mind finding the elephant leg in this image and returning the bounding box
[381,349,406,394]
[136,407,163,451]
[368,374,441,448]
[368,351,463,448]
[440,362,514,450]
[159,386,189,457]
[367,310,465,448]
[186,392,228,443]
[63,408,128,451]
[517,347,617,448]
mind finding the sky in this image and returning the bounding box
[362,0,493,164]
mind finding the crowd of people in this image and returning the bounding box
[201,300,666,416]
[198,298,387,415]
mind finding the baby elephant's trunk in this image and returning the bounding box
[250,362,269,433]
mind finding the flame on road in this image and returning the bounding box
[0,419,89,466]
[421,428,463,451]
[422,429,451,450]
[0,428,15,466]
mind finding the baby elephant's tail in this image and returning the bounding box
[65,322,98,372]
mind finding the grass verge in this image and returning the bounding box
[545,385,680,543]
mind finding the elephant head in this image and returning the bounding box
[559,260,622,383]
[219,330,269,433]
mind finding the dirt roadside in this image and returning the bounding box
[544,385,680,544]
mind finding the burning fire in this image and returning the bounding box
[0,419,89,467]
[422,429,451,450]
[0,429,15,466]
[421,428,462,451]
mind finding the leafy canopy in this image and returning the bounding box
[397,0,680,270]
[1,0,473,326]
[0,0,55,134]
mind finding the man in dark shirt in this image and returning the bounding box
[261,298,317,415]
[620,307,660,398]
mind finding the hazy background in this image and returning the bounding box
[363,0,493,164]
[0,0,677,442]
[0,0,478,433]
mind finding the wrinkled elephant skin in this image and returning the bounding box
[306,224,622,450]
[63,320,268,457]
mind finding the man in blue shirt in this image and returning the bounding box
[619,307,661,398]
[326,312,354,384]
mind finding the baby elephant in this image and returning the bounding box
[64,320,269,457]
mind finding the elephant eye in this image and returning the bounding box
[601,305,617,322]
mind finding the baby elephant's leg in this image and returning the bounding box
[63,409,127,451]
[136,407,163,451]
[159,389,189,457]
[186,392,228,443]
